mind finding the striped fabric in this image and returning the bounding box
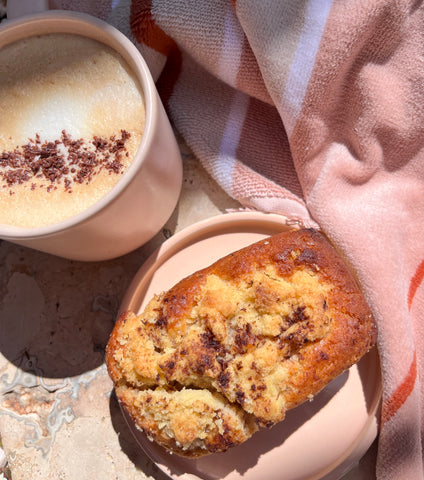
[59,0,424,477]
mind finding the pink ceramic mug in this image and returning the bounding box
[0,1,182,261]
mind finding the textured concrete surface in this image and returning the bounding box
[0,140,241,480]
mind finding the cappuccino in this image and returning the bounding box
[0,33,145,228]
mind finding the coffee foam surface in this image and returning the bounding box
[0,33,145,228]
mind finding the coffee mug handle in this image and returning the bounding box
[6,0,50,20]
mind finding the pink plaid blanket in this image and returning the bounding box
[59,0,424,477]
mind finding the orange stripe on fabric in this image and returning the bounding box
[408,259,424,310]
[381,352,417,426]
[129,0,182,110]
[130,0,176,56]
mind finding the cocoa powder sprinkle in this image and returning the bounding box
[0,130,131,192]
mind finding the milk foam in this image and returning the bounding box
[21,93,89,142]
[0,34,145,228]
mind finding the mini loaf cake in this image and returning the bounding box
[106,228,377,457]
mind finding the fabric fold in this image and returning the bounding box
[56,0,424,477]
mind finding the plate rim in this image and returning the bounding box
[119,211,294,315]
[116,211,382,480]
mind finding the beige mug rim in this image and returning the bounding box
[0,10,155,239]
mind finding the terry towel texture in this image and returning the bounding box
[58,0,424,477]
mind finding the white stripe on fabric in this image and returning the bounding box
[214,5,247,192]
[282,0,333,136]
[214,91,250,190]
[218,3,244,85]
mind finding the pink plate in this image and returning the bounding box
[118,211,382,480]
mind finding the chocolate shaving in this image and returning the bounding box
[0,129,131,192]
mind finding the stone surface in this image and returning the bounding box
[0,140,242,480]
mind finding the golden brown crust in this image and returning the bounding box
[106,228,377,457]
[115,386,258,457]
